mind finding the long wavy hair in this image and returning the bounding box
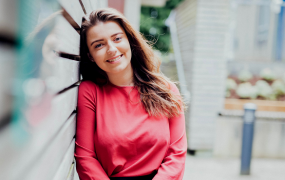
[80,8,184,118]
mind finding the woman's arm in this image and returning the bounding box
[75,81,110,180]
[153,84,187,180]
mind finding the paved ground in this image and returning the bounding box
[183,154,285,180]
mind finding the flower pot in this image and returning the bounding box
[224,98,285,112]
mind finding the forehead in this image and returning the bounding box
[86,21,125,40]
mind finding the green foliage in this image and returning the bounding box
[140,0,184,52]
[236,82,258,99]
[238,69,253,82]
[260,68,276,81]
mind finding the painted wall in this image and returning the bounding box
[214,110,285,158]
[174,0,229,150]
[0,0,107,179]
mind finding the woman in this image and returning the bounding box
[75,8,187,180]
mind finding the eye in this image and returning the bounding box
[114,37,122,41]
[95,44,102,48]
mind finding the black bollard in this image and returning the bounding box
[240,103,257,175]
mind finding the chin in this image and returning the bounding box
[106,61,132,75]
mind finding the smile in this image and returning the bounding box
[106,54,123,63]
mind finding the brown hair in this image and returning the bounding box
[80,8,184,118]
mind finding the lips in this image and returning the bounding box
[106,54,123,62]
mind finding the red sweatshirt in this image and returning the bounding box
[75,80,187,180]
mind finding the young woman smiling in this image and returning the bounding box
[75,8,187,180]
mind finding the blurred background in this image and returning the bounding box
[0,0,285,179]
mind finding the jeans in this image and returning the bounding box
[110,171,157,180]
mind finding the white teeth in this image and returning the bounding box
[108,55,122,62]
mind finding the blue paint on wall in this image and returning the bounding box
[276,1,285,61]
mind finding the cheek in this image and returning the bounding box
[91,51,105,64]
[127,48,132,61]
[120,41,132,59]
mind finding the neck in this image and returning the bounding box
[107,64,134,87]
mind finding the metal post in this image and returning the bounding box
[240,103,257,175]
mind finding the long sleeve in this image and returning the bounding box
[74,81,110,180]
[153,84,187,180]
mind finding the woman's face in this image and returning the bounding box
[86,21,132,76]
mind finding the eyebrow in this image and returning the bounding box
[90,32,124,46]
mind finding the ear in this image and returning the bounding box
[87,53,94,62]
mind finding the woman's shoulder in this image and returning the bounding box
[79,80,97,87]
[78,80,99,93]
[168,82,180,94]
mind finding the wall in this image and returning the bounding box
[124,0,141,31]
[0,0,107,179]
[175,0,229,150]
[174,0,197,150]
[234,4,278,62]
[214,110,285,158]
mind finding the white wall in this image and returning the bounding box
[175,0,229,150]
[214,110,285,158]
[124,0,141,31]
[234,4,277,62]
[0,0,106,179]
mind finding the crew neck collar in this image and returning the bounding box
[108,82,135,88]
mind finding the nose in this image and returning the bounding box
[107,41,117,56]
